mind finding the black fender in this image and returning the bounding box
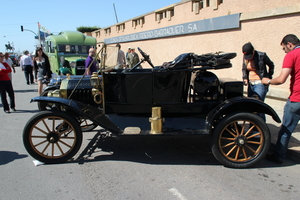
[31,96,121,134]
[43,84,60,92]
[206,96,281,134]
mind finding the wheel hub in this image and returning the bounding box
[235,136,246,146]
[47,132,59,143]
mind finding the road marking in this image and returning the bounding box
[168,188,188,200]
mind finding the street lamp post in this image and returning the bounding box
[20,25,42,47]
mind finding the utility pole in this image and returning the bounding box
[20,23,41,47]
[37,22,42,47]
[113,3,119,24]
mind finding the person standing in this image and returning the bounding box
[262,34,300,164]
[3,52,15,81]
[242,42,275,121]
[20,50,34,85]
[115,43,126,69]
[127,48,141,69]
[126,47,131,68]
[33,48,51,95]
[85,48,99,75]
[0,52,16,113]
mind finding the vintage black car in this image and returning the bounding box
[23,46,280,168]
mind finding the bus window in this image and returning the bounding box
[65,45,70,53]
[50,42,55,53]
[80,45,87,54]
[71,45,76,53]
[58,45,65,53]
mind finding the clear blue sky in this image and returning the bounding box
[0,0,179,54]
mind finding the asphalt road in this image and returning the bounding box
[1,67,300,200]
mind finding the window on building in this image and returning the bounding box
[155,8,174,23]
[104,28,111,35]
[192,0,203,14]
[116,23,125,32]
[132,17,145,29]
[206,0,210,7]
[213,0,224,10]
[95,31,100,37]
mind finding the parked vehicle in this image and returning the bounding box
[23,46,280,168]
[44,31,97,75]
[9,54,19,66]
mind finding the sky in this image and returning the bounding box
[0,0,179,54]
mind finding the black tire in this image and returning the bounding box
[23,110,83,164]
[211,113,270,168]
[38,90,53,111]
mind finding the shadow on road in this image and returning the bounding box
[10,109,39,113]
[63,129,299,169]
[267,123,300,149]
[14,89,38,93]
[0,106,39,113]
[0,151,28,165]
[71,131,219,166]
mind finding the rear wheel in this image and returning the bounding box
[23,110,82,163]
[212,113,270,168]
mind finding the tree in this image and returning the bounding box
[77,26,101,33]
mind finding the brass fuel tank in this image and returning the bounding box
[149,107,163,134]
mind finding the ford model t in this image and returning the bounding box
[23,45,280,168]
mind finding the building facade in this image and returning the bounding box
[90,0,300,99]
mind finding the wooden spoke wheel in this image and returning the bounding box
[23,110,82,164]
[212,113,270,168]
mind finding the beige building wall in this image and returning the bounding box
[91,0,300,99]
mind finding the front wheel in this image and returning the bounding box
[211,113,270,168]
[23,110,82,164]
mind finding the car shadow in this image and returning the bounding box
[0,106,39,113]
[65,129,299,168]
[0,151,28,165]
[71,131,219,166]
[9,109,39,113]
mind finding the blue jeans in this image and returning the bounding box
[248,83,269,121]
[274,99,300,160]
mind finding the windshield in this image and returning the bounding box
[57,45,94,54]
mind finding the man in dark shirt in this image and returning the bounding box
[85,48,98,75]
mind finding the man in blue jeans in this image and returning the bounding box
[242,42,274,121]
[262,34,300,164]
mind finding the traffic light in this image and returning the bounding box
[21,26,24,32]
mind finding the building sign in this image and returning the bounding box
[104,13,240,44]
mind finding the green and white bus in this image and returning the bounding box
[44,31,97,75]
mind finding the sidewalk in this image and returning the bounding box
[265,98,300,162]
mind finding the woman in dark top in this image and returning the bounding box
[33,48,51,95]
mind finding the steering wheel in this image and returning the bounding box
[138,47,154,68]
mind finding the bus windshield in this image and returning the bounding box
[57,45,93,54]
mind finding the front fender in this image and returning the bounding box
[31,96,121,134]
[206,96,281,134]
[43,84,60,92]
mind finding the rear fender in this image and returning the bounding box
[31,96,121,134]
[206,96,281,134]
